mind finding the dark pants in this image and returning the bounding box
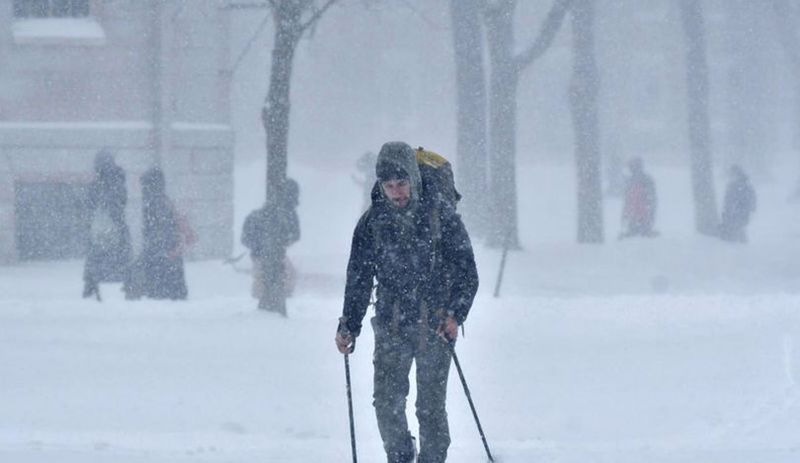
[372,318,453,463]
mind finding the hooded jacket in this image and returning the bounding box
[341,142,478,336]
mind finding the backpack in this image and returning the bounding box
[241,208,266,253]
[415,147,461,208]
[172,206,197,257]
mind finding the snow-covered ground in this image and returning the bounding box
[2,160,800,462]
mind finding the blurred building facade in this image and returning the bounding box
[0,0,234,263]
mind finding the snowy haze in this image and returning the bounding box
[2,159,800,462]
[231,1,794,168]
[4,1,800,462]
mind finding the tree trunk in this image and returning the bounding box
[259,5,302,315]
[263,7,301,203]
[679,0,718,235]
[771,0,800,198]
[724,0,768,178]
[485,0,521,249]
[569,0,603,243]
[483,0,572,248]
[451,0,489,238]
[258,0,345,315]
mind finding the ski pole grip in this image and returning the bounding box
[338,316,356,353]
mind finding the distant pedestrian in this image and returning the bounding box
[83,149,132,300]
[124,167,188,300]
[241,178,300,314]
[620,157,658,238]
[719,165,756,243]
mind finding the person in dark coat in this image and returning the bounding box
[83,149,132,300]
[335,141,479,463]
[125,167,187,300]
[241,178,300,315]
[620,156,658,238]
[719,165,757,242]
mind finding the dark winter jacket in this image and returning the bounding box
[341,154,478,337]
[84,152,132,284]
[88,160,127,224]
[133,168,187,300]
[721,174,756,230]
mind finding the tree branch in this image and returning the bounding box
[514,0,573,72]
[300,0,340,34]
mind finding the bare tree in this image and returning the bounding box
[679,0,718,235]
[569,0,602,243]
[483,0,573,248]
[262,0,337,198]
[450,0,489,238]
[260,0,339,314]
[723,0,769,178]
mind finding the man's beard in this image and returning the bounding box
[391,197,409,208]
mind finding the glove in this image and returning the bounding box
[335,317,356,354]
[437,311,459,342]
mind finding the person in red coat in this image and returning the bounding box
[620,157,658,238]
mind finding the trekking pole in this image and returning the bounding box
[344,352,358,463]
[492,241,508,298]
[492,229,511,298]
[448,342,495,462]
[339,317,358,463]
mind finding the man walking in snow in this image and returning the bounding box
[335,141,479,463]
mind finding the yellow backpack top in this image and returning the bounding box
[415,146,461,206]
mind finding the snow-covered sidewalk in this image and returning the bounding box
[1,258,799,462]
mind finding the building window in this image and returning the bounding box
[14,0,89,18]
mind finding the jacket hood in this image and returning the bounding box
[375,141,421,209]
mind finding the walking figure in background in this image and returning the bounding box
[241,178,300,315]
[620,156,658,238]
[352,151,377,212]
[83,149,132,300]
[335,141,478,463]
[719,165,757,243]
[124,167,188,300]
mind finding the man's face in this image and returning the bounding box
[381,178,411,208]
